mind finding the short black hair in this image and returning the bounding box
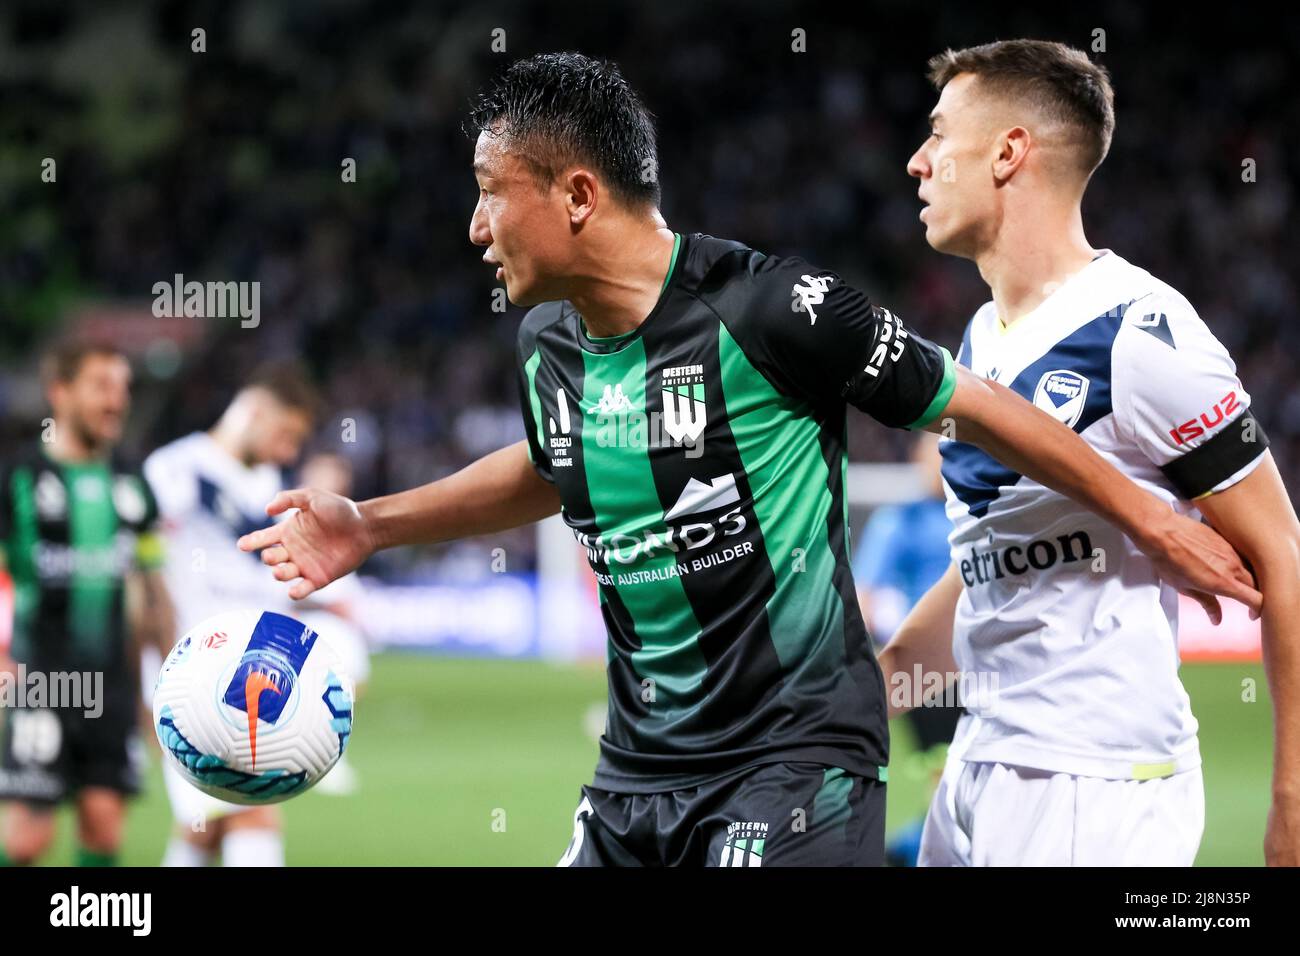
[466,52,660,207]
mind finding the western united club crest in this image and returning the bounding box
[660,364,706,445]
[719,820,768,867]
[1032,369,1089,429]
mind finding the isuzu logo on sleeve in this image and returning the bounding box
[1033,370,1090,428]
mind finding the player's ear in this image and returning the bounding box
[566,168,598,226]
[992,126,1031,184]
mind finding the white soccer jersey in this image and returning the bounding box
[144,432,290,635]
[940,250,1268,780]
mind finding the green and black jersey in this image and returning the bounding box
[517,233,956,793]
[0,444,162,680]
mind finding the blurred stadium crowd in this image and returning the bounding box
[2,1,1296,578]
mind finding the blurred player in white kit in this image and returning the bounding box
[143,366,319,866]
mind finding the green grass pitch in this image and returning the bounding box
[32,656,1274,866]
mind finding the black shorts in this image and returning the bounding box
[0,695,143,806]
[558,761,885,867]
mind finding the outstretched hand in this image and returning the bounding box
[237,488,376,600]
[1141,511,1262,625]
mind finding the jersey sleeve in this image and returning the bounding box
[143,447,197,522]
[516,311,556,484]
[1111,292,1268,499]
[730,253,956,428]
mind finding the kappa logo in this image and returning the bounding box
[719,820,768,867]
[791,274,834,325]
[588,383,636,415]
[1032,369,1090,429]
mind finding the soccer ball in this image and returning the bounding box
[153,608,355,805]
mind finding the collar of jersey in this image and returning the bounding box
[39,443,108,471]
[993,248,1114,336]
[578,232,683,355]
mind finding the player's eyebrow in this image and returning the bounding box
[929,111,944,127]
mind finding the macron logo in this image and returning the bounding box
[50,886,151,937]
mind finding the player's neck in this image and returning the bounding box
[566,218,676,339]
[977,204,1098,328]
[208,421,253,468]
[46,421,106,464]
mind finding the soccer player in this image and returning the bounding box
[237,53,1260,866]
[0,341,173,867]
[143,365,318,866]
[884,39,1300,865]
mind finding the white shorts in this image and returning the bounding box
[296,610,371,686]
[145,645,244,829]
[162,759,248,829]
[918,753,1205,866]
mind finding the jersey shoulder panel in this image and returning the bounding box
[674,232,756,291]
[688,238,954,428]
[1110,272,1265,498]
[515,303,571,484]
[144,434,204,520]
[517,300,572,355]
[2,444,48,475]
[108,453,160,531]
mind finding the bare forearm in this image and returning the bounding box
[129,572,177,655]
[360,440,562,551]
[1258,558,1300,800]
[939,372,1166,551]
[878,565,962,718]
[153,580,177,654]
[1192,454,1300,862]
